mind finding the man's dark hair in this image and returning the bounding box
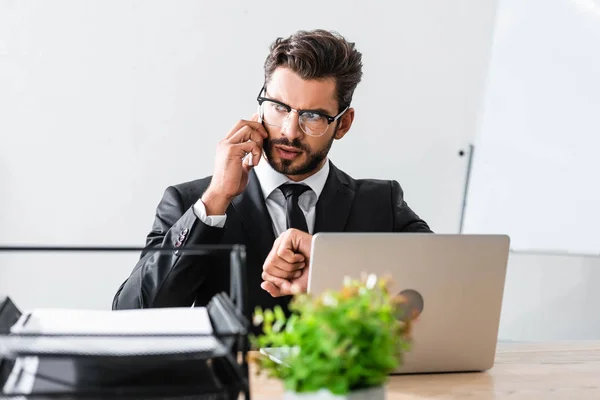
[263,29,363,112]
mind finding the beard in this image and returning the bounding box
[264,134,335,176]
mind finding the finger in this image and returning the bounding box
[248,117,268,138]
[261,281,282,297]
[242,154,252,170]
[264,253,305,273]
[275,230,303,262]
[276,246,304,264]
[290,282,303,295]
[226,119,268,140]
[240,142,261,170]
[263,261,305,279]
[225,119,246,139]
[227,125,265,149]
[287,229,313,261]
[242,146,262,170]
[262,272,292,294]
[231,141,261,161]
[291,267,309,294]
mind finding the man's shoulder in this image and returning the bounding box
[351,178,403,203]
[331,165,408,208]
[353,177,397,190]
[164,176,213,205]
[170,176,212,190]
[332,164,431,232]
[334,166,400,194]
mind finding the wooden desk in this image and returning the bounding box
[249,341,600,399]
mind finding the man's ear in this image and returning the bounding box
[334,108,355,140]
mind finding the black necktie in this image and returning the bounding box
[279,183,311,233]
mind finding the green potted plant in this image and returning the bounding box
[251,274,413,399]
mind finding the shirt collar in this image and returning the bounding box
[253,153,330,201]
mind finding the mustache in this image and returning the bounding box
[266,137,311,153]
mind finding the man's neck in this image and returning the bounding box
[254,153,330,202]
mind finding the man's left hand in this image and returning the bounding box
[261,228,313,297]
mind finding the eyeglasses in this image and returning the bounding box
[256,87,349,137]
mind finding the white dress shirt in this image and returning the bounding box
[193,157,330,236]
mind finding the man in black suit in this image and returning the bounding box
[112,29,431,317]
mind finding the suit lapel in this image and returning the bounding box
[314,162,356,233]
[231,170,276,260]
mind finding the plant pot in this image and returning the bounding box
[283,385,385,400]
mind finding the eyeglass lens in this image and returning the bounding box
[260,101,329,136]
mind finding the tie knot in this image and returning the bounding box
[279,183,310,200]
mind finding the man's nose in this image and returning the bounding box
[281,111,303,140]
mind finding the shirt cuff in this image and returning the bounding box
[193,199,227,228]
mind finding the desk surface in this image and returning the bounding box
[249,341,600,399]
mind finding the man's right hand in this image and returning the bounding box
[261,229,314,297]
[201,114,268,215]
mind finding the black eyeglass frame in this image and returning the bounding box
[256,86,349,132]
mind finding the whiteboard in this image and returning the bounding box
[463,0,600,255]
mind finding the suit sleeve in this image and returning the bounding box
[390,181,433,233]
[112,186,226,309]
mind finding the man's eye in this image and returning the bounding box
[303,112,322,121]
[272,104,288,113]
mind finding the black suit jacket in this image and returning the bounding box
[112,162,432,317]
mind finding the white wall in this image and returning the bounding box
[467,0,600,341]
[499,252,600,341]
[463,0,600,255]
[0,0,499,310]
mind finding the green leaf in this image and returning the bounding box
[251,275,413,395]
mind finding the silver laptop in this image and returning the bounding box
[262,233,510,374]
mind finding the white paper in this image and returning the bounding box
[11,307,213,336]
[1,336,225,357]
